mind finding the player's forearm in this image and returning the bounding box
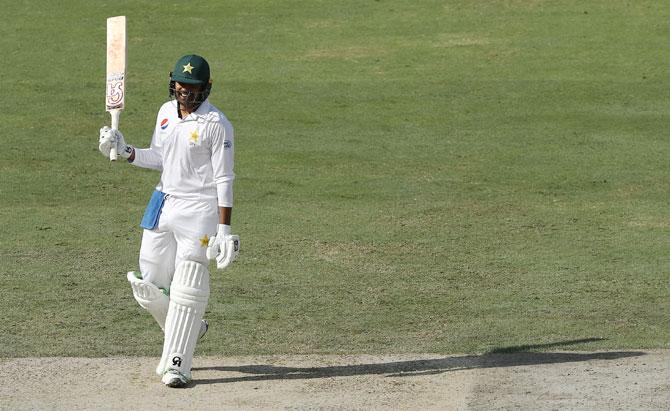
[219,207,232,225]
[131,147,163,170]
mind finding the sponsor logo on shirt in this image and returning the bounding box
[160,118,169,130]
[224,140,232,149]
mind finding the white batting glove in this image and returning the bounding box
[206,224,240,269]
[99,126,133,159]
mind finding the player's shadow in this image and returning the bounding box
[192,338,645,385]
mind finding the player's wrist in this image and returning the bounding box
[218,224,231,236]
[118,144,133,159]
[127,147,135,162]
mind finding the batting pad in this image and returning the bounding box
[127,271,169,330]
[156,260,210,379]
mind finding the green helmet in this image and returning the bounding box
[170,54,210,85]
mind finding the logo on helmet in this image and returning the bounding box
[182,63,194,74]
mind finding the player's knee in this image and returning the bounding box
[178,249,209,267]
[170,260,210,307]
[139,255,174,288]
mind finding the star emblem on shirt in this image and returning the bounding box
[183,63,194,74]
[190,130,199,143]
[199,234,210,247]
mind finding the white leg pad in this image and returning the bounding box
[156,261,210,379]
[127,272,169,330]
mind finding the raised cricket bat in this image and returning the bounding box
[106,16,126,161]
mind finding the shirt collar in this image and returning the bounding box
[193,99,211,117]
[177,99,211,121]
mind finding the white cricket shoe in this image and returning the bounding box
[162,370,190,388]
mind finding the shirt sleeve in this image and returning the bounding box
[132,146,163,170]
[210,121,235,207]
[131,118,163,171]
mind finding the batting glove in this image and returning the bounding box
[206,224,240,269]
[99,126,133,159]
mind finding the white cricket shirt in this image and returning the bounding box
[132,99,235,207]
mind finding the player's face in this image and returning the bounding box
[174,82,202,110]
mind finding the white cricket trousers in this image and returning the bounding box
[139,195,218,289]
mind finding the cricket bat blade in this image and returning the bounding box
[106,16,126,161]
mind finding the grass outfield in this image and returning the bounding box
[1,1,669,357]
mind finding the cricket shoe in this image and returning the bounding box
[199,319,209,340]
[162,369,190,388]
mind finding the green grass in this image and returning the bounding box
[1,0,669,357]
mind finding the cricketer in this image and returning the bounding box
[98,54,239,388]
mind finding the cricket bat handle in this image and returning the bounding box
[109,109,120,161]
